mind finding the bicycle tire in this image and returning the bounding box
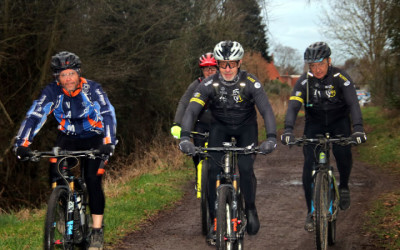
[44,187,72,250]
[74,179,90,248]
[216,185,233,250]
[200,160,210,236]
[233,189,245,250]
[328,181,337,246]
[328,219,336,245]
[314,172,329,250]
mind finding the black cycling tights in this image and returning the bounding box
[302,117,353,213]
[49,133,105,215]
[207,123,258,219]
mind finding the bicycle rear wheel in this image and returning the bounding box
[314,172,329,250]
[74,178,90,248]
[44,187,72,250]
[216,185,233,250]
[200,160,210,235]
[328,181,337,246]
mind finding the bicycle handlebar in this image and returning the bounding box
[194,144,261,156]
[190,131,209,139]
[288,135,356,147]
[29,147,103,161]
[29,147,108,176]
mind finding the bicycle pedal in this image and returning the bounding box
[206,238,216,246]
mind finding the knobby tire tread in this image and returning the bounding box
[216,186,232,250]
[315,172,329,250]
[328,179,337,246]
[44,187,71,250]
[200,160,210,236]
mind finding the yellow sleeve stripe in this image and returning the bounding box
[289,96,304,103]
[190,97,205,106]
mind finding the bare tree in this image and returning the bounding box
[321,0,391,104]
[271,43,302,75]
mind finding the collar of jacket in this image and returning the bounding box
[58,77,87,97]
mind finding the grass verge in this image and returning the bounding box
[0,140,193,249]
[360,106,400,248]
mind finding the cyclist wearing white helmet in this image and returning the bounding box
[179,40,277,243]
[281,41,366,232]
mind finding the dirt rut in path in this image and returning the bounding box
[114,117,397,250]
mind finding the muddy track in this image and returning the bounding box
[113,117,397,250]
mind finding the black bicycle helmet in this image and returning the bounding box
[213,40,244,61]
[51,51,81,75]
[304,42,331,63]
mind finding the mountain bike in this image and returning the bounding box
[190,131,210,236]
[195,139,261,250]
[29,147,107,250]
[289,133,355,250]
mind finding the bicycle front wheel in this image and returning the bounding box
[314,172,329,250]
[216,185,233,250]
[234,189,245,250]
[200,160,210,235]
[44,187,72,250]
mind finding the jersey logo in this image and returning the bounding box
[233,88,243,103]
[218,86,228,103]
[326,85,336,98]
[247,76,256,83]
[254,82,261,89]
[204,79,213,86]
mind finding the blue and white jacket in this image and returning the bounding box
[15,78,117,147]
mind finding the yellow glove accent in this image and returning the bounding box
[171,125,182,139]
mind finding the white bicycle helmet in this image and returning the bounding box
[213,41,244,61]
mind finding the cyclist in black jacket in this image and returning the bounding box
[179,41,277,241]
[171,53,217,169]
[281,42,367,232]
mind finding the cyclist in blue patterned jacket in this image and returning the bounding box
[14,51,116,249]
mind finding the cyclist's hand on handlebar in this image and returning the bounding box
[15,146,33,161]
[259,137,277,154]
[179,137,195,155]
[351,131,367,144]
[171,123,181,139]
[281,130,295,145]
[99,143,115,156]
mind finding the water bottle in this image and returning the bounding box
[319,152,327,164]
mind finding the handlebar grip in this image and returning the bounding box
[96,159,108,176]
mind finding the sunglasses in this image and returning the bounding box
[218,61,240,69]
[202,66,217,72]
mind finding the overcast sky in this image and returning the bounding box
[265,0,346,65]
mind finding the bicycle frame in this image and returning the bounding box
[30,147,106,249]
[290,133,355,250]
[310,139,339,219]
[195,140,259,249]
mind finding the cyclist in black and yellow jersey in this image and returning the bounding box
[179,40,277,242]
[281,42,367,232]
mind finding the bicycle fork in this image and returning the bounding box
[310,166,338,221]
